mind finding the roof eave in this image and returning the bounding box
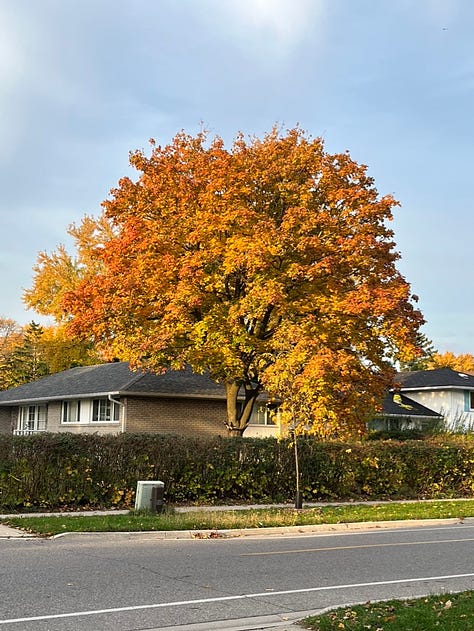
[400,385,474,392]
[0,391,122,406]
[120,390,228,400]
[378,413,442,419]
[0,389,234,405]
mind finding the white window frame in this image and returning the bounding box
[469,391,474,411]
[249,403,279,426]
[91,398,120,423]
[16,405,47,435]
[61,400,81,424]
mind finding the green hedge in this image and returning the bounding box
[0,433,473,510]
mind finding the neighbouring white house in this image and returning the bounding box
[393,367,474,430]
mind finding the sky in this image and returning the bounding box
[0,0,473,353]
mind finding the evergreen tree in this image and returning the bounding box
[398,333,436,371]
[3,321,50,387]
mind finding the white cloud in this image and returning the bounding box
[214,0,326,57]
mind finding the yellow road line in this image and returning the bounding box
[241,537,474,556]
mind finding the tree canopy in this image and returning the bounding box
[428,351,474,373]
[0,319,101,390]
[24,215,115,322]
[25,127,424,436]
[398,332,436,371]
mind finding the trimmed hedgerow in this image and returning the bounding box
[0,433,472,510]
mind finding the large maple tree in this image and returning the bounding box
[26,127,424,436]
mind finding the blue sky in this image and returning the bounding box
[1,0,473,353]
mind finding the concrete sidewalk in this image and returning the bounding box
[152,610,315,630]
[0,522,32,538]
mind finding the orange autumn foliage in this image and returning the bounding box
[27,127,424,436]
[428,352,474,374]
[24,215,116,322]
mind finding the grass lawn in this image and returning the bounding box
[1,499,473,536]
[301,591,474,630]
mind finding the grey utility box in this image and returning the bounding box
[135,480,165,512]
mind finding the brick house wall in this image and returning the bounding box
[46,402,120,435]
[0,407,14,433]
[124,396,227,436]
[52,422,120,435]
[0,396,228,436]
[46,402,60,431]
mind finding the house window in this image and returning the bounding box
[62,400,81,423]
[249,403,278,425]
[91,398,120,423]
[17,405,46,435]
[470,392,474,411]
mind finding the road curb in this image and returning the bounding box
[50,516,471,540]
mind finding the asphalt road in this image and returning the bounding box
[0,523,473,630]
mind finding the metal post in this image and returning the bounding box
[294,432,303,509]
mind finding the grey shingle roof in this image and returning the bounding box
[397,367,474,390]
[381,392,441,418]
[0,362,227,405]
[2,364,469,410]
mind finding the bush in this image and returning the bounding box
[0,433,472,510]
[367,429,426,441]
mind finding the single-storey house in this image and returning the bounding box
[0,362,277,438]
[0,364,470,438]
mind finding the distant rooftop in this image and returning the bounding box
[397,367,474,390]
[381,392,441,418]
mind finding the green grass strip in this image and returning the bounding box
[301,590,474,630]
[2,499,473,536]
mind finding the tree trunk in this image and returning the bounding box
[225,379,260,436]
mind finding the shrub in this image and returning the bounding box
[0,433,472,510]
